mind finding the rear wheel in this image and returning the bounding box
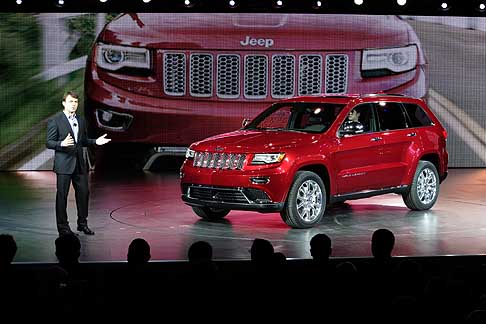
[402,161,440,210]
[192,207,230,220]
[280,171,326,228]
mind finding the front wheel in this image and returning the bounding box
[402,161,440,210]
[192,207,230,220]
[280,171,326,229]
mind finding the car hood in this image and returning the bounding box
[191,129,323,153]
[100,14,413,50]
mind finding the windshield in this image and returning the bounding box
[245,102,345,133]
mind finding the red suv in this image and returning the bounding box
[180,94,448,228]
[84,13,426,167]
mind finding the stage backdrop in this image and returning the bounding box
[0,13,485,170]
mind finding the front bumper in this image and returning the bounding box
[181,184,284,212]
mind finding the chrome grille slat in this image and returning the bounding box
[244,55,268,99]
[193,152,246,170]
[217,54,240,98]
[299,55,322,95]
[272,54,295,98]
[163,53,186,96]
[325,54,348,94]
[190,53,213,97]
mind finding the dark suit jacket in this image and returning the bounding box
[46,112,96,174]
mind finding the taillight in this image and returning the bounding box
[442,128,448,140]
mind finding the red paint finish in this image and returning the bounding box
[180,94,448,227]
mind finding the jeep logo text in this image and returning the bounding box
[240,36,274,48]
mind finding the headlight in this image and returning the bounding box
[96,43,150,71]
[185,148,195,159]
[251,153,285,165]
[361,45,417,77]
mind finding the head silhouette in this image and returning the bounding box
[371,228,395,259]
[0,234,17,268]
[55,233,81,264]
[188,241,213,263]
[250,238,274,264]
[127,238,151,265]
[310,233,332,261]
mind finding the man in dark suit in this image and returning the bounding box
[46,91,111,236]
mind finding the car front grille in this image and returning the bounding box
[163,52,348,99]
[193,151,246,170]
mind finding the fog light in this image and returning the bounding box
[250,177,270,184]
[96,109,133,131]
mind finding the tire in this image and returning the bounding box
[402,161,440,210]
[280,171,326,228]
[192,207,230,220]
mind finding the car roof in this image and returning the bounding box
[278,93,423,105]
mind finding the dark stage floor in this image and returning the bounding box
[1,167,485,263]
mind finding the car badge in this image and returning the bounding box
[215,146,224,152]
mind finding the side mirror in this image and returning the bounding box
[242,118,250,128]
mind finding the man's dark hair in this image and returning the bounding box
[62,91,79,102]
[0,234,17,266]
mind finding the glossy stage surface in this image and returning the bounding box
[1,165,485,263]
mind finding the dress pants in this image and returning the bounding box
[55,159,89,233]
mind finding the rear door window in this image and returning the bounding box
[375,102,408,131]
[402,103,433,127]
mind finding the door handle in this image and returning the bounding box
[371,137,383,142]
[407,132,417,137]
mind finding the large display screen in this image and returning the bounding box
[0,13,484,170]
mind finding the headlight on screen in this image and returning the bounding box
[185,148,195,159]
[96,43,150,71]
[251,153,285,165]
[361,45,417,76]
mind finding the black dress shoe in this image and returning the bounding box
[77,226,95,235]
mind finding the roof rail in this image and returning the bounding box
[360,93,407,98]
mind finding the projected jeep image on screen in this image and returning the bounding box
[84,13,427,168]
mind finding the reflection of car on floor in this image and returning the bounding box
[84,13,427,169]
[180,94,448,228]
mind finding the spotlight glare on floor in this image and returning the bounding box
[229,0,236,7]
[441,2,449,9]
[276,0,283,6]
[480,3,486,10]
[397,0,407,6]
[142,0,151,3]
[184,0,191,6]
[58,0,64,5]
[354,0,364,6]
[16,0,22,4]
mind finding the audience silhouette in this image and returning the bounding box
[0,233,17,272]
[127,238,151,266]
[4,228,486,321]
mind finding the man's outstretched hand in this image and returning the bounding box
[96,134,111,146]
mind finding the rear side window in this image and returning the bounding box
[375,102,407,131]
[403,103,433,127]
